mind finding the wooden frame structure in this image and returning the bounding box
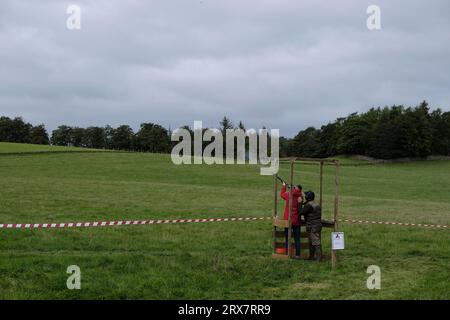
[271,157,340,268]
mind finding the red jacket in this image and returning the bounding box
[281,185,302,226]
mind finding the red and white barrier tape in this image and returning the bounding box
[0,217,447,230]
[0,217,270,229]
[339,219,448,229]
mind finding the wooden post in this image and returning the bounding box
[319,161,324,209]
[288,160,294,257]
[334,161,340,230]
[272,174,278,254]
[319,161,324,263]
[274,174,278,218]
[331,161,340,269]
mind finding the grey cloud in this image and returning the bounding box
[0,0,449,137]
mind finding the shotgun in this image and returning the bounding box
[276,175,291,188]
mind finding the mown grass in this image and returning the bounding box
[0,144,449,299]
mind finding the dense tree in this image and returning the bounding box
[402,102,433,157]
[0,117,14,141]
[135,123,170,153]
[30,124,49,145]
[71,127,85,147]
[0,117,32,143]
[317,121,341,157]
[279,137,291,157]
[104,125,115,150]
[111,125,135,150]
[290,127,320,157]
[442,112,450,155]
[83,126,106,149]
[368,107,405,159]
[51,125,73,146]
[336,113,372,155]
[283,101,447,159]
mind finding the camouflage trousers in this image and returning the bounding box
[306,227,322,246]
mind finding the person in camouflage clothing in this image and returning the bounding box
[300,191,322,262]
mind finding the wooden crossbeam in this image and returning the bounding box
[274,242,310,250]
[272,218,289,228]
[274,219,335,229]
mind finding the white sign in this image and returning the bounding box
[331,232,345,250]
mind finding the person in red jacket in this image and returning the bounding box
[280,182,303,258]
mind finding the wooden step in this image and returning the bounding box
[274,230,309,238]
[272,253,290,260]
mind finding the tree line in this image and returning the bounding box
[0,116,49,145]
[0,117,171,152]
[49,123,171,153]
[282,101,450,159]
[1,101,449,159]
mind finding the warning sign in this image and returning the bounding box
[331,232,345,250]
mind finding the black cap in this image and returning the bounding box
[305,191,315,201]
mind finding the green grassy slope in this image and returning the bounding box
[0,142,101,154]
[0,146,449,299]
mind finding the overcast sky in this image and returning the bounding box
[1,0,449,137]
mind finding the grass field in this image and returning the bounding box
[0,143,449,299]
[0,142,101,154]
